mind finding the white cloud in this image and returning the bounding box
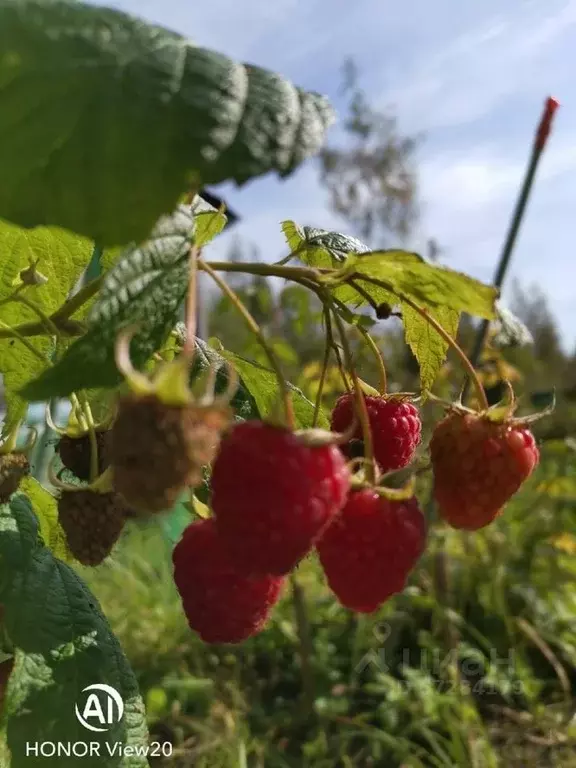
[382,0,576,131]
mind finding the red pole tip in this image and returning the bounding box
[536,96,560,150]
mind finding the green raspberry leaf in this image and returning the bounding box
[20,206,195,400]
[0,220,93,431]
[210,341,329,430]
[0,0,334,246]
[18,476,74,564]
[191,195,228,247]
[0,494,148,767]
[401,303,460,392]
[189,335,259,422]
[343,250,498,319]
[282,220,370,268]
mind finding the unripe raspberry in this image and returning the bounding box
[58,489,129,566]
[0,453,29,503]
[111,394,228,514]
[57,429,111,482]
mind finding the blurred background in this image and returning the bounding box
[3,1,576,765]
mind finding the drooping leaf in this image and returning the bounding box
[401,302,460,392]
[18,476,74,564]
[282,220,370,267]
[344,250,498,319]
[0,0,334,246]
[20,206,195,400]
[1,494,148,767]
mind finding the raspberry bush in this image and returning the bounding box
[0,1,550,765]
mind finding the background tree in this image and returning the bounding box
[318,58,419,247]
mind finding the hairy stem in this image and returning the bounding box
[203,260,320,283]
[199,260,295,429]
[358,327,387,395]
[16,294,61,338]
[53,276,104,321]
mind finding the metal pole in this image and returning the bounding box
[462,96,560,403]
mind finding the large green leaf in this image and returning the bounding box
[0,220,93,429]
[344,250,498,319]
[0,0,334,246]
[401,302,460,392]
[20,206,195,400]
[1,494,148,767]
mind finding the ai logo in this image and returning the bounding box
[75,684,124,733]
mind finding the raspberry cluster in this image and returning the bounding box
[42,349,539,646]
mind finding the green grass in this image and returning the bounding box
[78,439,576,767]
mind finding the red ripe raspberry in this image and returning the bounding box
[430,411,539,530]
[330,394,421,473]
[172,518,283,644]
[211,421,351,577]
[317,489,426,613]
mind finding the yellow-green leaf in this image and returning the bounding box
[346,250,497,319]
[19,476,74,564]
[401,302,460,392]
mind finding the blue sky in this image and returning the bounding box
[106,0,575,347]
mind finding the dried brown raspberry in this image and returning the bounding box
[57,429,111,482]
[109,325,235,515]
[58,489,129,566]
[111,394,228,514]
[0,453,30,503]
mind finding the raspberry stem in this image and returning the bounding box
[356,325,387,395]
[199,259,295,429]
[312,311,332,428]
[329,302,377,485]
[77,392,99,484]
[182,244,199,359]
[323,309,350,394]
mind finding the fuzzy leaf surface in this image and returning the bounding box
[20,206,195,400]
[0,0,334,245]
[0,494,148,767]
